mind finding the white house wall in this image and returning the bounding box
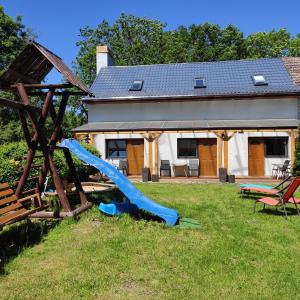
[93,131,291,177]
[88,98,298,122]
[228,131,290,176]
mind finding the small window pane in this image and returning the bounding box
[252,75,268,86]
[107,140,127,158]
[265,137,288,157]
[178,139,197,158]
[194,78,206,88]
[129,80,143,91]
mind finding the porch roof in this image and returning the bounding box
[72,119,298,132]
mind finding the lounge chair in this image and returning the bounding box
[240,176,292,195]
[188,159,199,177]
[254,177,300,218]
[0,182,46,231]
[160,160,171,177]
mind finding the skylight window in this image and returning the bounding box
[129,80,143,91]
[194,78,206,88]
[252,75,268,86]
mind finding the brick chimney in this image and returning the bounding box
[96,45,113,74]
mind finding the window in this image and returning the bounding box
[106,140,127,158]
[194,77,206,88]
[177,139,197,158]
[252,75,268,86]
[129,80,143,91]
[265,137,288,157]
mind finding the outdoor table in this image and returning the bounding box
[173,163,189,177]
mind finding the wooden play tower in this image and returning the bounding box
[0,41,95,218]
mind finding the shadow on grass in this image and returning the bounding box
[256,206,299,217]
[0,220,59,275]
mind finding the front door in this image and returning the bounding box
[248,137,265,176]
[127,139,144,175]
[198,138,217,176]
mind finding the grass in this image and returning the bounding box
[1,183,300,299]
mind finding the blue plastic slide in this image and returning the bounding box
[239,183,273,189]
[60,139,179,226]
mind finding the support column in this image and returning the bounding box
[217,131,223,171]
[154,133,159,176]
[148,131,153,175]
[224,139,229,170]
[291,129,296,166]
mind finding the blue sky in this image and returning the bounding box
[2,0,300,83]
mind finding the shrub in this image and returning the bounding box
[293,123,300,176]
[0,141,101,187]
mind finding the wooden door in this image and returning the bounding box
[127,139,144,175]
[248,137,265,176]
[198,138,217,176]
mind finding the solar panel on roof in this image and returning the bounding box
[194,78,206,88]
[129,80,143,91]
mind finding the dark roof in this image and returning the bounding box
[0,41,93,95]
[86,57,300,102]
[73,119,298,132]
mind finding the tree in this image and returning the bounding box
[0,5,30,71]
[74,13,166,87]
[289,33,300,57]
[245,28,290,58]
[0,6,32,144]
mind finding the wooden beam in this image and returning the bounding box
[291,129,296,166]
[0,97,40,112]
[11,83,73,89]
[217,131,223,170]
[72,128,297,135]
[90,134,95,146]
[148,132,153,175]
[224,139,228,170]
[28,91,86,96]
[154,133,161,176]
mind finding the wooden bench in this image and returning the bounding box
[0,182,45,231]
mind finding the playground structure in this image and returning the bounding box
[0,41,179,227]
[0,41,94,223]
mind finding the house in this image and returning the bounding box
[73,46,300,178]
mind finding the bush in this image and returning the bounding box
[293,123,300,176]
[0,141,101,187]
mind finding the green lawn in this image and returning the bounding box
[1,183,300,299]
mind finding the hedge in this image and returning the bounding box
[0,141,101,188]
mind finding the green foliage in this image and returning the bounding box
[0,5,32,71]
[0,141,101,187]
[293,123,300,176]
[0,6,34,144]
[245,28,291,58]
[74,14,300,86]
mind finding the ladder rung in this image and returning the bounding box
[21,188,38,196]
[14,176,39,186]
[22,155,44,160]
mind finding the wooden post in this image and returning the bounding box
[63,148,89,205]
[90,133,95,146]
[217,131,223,170]
[48,154,71,212]
[291,129,296,166]
[224,139,228,170]
[148,132,153,175]
[154,133,159,176]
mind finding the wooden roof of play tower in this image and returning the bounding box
[0,40,93,96]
